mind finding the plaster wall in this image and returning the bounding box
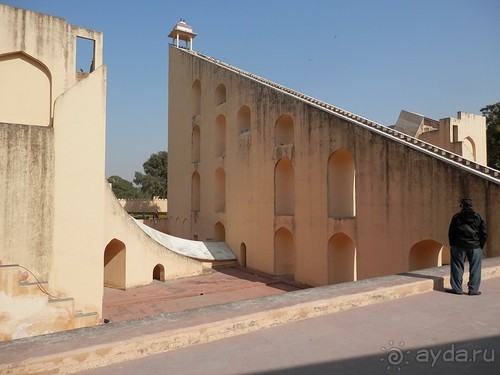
[1,6,204,331]
[0,5,103,126]
[168,46,500,287]
[0,123,54,279]
[49,65,107,313]
[104,185,203,288]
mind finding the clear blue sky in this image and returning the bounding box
[4,1,500,181]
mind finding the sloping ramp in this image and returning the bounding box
[133,219,236,262]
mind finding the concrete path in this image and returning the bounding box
[1,258,499,374]
[79,277,500,375]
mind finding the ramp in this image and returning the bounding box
[133,219,236,262]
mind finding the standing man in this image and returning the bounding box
[448,198,488,295]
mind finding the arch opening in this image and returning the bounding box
[274,227,295,277]
[192,125,200,163]
[215,83,226,105]
[275,158,294,216]
[192,172,200,212]
[240,243,247,267]
[0,52,52,126]
[328,233,356,284]
[462,136,476,161]
[275,114,294,146]
[409,240,444,271]
[214,168,226,212]
[153,264,165,281]
[328,149,356,218]
[192,79,201,115]
[104,239,126,289]
[215,115,226,157]
[237,105,251,134]
[214,222,226,241]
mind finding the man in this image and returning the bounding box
[447,198,488,295]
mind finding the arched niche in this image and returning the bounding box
[409,239,444,271]
[327,149,356,218]
[275,158,294,216]
[192,171,200,212]
[327,233,356,284]
[214,168,226,212]
[192,79,201,115]
[274,227,295,277]
[215,115,226,157]
[0,52,52,126]
[103,238,126,289]
[214,222,226,241]
[275,114,294,146]
[215,83,226,105]
[237,105,251,134]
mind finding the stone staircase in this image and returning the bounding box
[0,261,100,342]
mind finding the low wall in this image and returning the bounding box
[117,198,168,214]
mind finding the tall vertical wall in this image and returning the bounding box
[168,46,500,286]
[0,123,54,278]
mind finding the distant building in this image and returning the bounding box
[392,110,487,165]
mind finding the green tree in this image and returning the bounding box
[108,175,145,199]
[134,151,168,198]
[480,102,500,170]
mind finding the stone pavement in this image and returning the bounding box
[1,259,499,374]
[102,266,306,323]
[78,277,500,375]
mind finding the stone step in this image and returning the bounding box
[74,311,101,329]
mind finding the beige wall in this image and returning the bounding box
[0,123,54,279]
[168,45,500,287]
[395,110,487,165]
[104,185,202,288]
[49,65,107,313]
[0,5,204,339]
[0,5,103,127]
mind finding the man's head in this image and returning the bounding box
[460,198,473,208]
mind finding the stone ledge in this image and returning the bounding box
[1,257,499,374]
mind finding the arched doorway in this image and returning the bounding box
[274,227,295,277]
[328,233,356,284]
[103,239,126,289]
[240,243,247,267]
[409,240,444,271]
[153,264,165,281]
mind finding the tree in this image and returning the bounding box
[108,175,145,199]
[480,102,500,170]
[134,151,168,198]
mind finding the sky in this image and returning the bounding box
[3,0,500,181]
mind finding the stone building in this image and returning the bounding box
[0,5,205,341]
[167,28,499,287]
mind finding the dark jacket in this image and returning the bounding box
[448,207,488,249]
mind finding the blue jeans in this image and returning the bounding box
[450,246,482,293]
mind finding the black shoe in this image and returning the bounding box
[467,291,481,296]
[445,288,463,295]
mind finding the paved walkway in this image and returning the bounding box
[103,267,307,322]
[80,277,500,375]
[1,258,499,374]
